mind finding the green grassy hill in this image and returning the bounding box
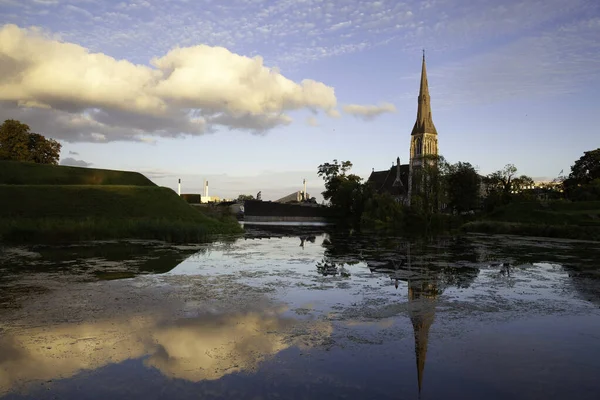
[0,162,241,243]
[1,185,208,219]
[463,200,600,240]
[0,160,155,186]
[486,201,600,227]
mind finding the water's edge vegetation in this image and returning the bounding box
[461,200,600,241]
[317,156,600,242]
[357,200,600,241]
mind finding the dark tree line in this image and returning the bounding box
[0,119,61,165]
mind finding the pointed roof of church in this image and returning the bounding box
[367,162,409,196]
[411,52,437,136]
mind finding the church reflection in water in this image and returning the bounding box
[319,236,481,395]
[407,264,439,395]
[369,244,444,395]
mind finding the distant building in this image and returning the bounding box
[179,178,228,204]
[200,195,221,203]
[367,52,439,205]
[179,193,222,203]
[276,191,310,204]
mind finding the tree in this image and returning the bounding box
[564,148,600,201]
[482,164,518,210]
[317,159,366,225]
[484,164,518,196]
[445,162,481,213]
[512,175,535,192]
[568,148,600,185]
[483,164,536,209]
[0,119,30,162]
[237,194,255,201]
[317,160,354,201]
[361,192,405,229]
[410,154,448,215]
[28,133,61,165]
[0,119,61,165]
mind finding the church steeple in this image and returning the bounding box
[411,51,437,136]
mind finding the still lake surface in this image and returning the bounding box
[1,227,599,399]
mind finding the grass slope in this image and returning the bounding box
[486,201,600,226]
[0,183,242,243]
[463,200,600,240]
[0,160,154,186]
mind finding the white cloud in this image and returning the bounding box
[60,157,93,167]
[9,0,594,72]
[342,102,397,120]
[0,24,338,142]
[329,21,352,31]
[151,45,336,114]
[206,112,293,133]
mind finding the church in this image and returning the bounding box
[367,53,439,205]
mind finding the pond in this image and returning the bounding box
[1,227,599,400]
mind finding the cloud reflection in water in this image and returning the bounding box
[0,306,332,394]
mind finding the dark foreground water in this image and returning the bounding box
[1,228,599,400]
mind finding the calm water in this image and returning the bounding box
[1,228,599,400]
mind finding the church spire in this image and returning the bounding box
[411,51,437,136]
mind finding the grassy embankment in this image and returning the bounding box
[462,200,600,241]
[0,161,242,243]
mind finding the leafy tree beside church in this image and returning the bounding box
[444,162,481,213]
[317,159,368,226]
[0,119,61,165]
[564,148,600,201]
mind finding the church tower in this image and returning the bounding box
[410,51,438,167]
[408,52,438,204]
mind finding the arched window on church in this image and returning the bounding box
[416,138,422,155]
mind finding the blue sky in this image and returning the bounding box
[1,0,599,201]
